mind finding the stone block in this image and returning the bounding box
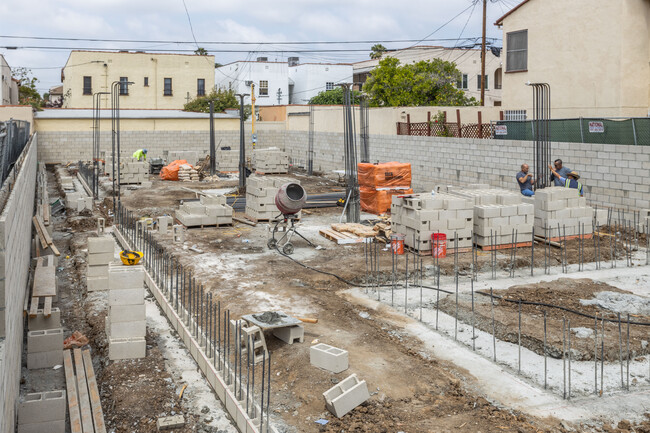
[272,324,304,344]
[18,391,66,424]
[88,252,114,266]
[109,304,146,323]
[108,287,144,306]
[27,328,63,353]
[28,308,61,331]
[108,320,146,338]
[88,236,114,254]
[86,276,109,291]
[27,350,63,369]
[476,206,500,219]
[500,206,517,217]
[157,415,185,431]
[323,374,370,418]
[109,337,146,360]
[86,264,109,277]
[108,264,144,290]
[310,343,348,373]
[18,420,65,433]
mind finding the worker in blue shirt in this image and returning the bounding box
[548,164,584,196]
[550,159,572,186]
[516,163,535,196]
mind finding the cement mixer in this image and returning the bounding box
[267,182,316,255]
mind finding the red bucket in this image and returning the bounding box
[432,233,447,258]
[391,233,405,255]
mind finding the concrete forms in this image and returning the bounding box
[246,175,300,221]
[252,147,289,174]
[534,187,593,237]
[27,328,64,369]
[86,235,115,292]
[175,194,233,227]
[310,343,349,373]
[107,264,146,360]
[390,193,474,251]
[17,390,66,433]
[105,156,148,185]
[323,374,370,418]
[217,149,239,172]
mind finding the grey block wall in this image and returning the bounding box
[0,133,38,433]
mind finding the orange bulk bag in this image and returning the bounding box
[159,159,189,181]
[358,162,412,189]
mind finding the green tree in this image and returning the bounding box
[12,67,42,109]
[363,57,477,107]
[369,43,387,59]
[194,47,208,55]
[183,87,244,116]
[308,87,362,105]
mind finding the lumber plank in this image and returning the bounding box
[64,350,83,433]
[33,257,56,297]
[82,349,107,433]
[32,216,48,249]
[29,297,39,318]
[43,296,52,318]
[50,242,61,257]
[74,348,95,433]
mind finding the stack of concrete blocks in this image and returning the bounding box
[323,374,370,418]
[65,191,92,212]
[252,147,289,174]
[534,187,593,237]
[310,343,348,373]
[246,175,300,221]
[158,215,173,235]
[105,155,148,185]
[175,194,233,227]
[86,236,114,292]
[27,328,64,369]
[17,391,66,433]
[390,192,473,251]
[168,150,200,166]
[217,149,239,172]
[450,188,534,247]
[107,264,146,360]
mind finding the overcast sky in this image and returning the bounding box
[0,0,515,94]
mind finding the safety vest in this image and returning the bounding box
[564,178,583,196]
[133,149,146,161]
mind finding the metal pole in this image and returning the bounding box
[236,93,249,191]
[543,311,547,389]
[518,300,522,373]
[209,101,216,175]
[618,313,624,389]
[491,288,496,362]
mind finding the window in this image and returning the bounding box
[83,76,92,95]
[197,78,205,96]
[506,30,528,72]
[325,82,334,91]
[144,77,149,87]
[477,75,489,90]
[456,74,468,89]
[505,110,527,121]
[494,68,502,90]
[164,78,172,96]
[259,80,268,96]
[119,77,129,95]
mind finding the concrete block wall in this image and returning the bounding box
[282,131,650,212]
[0,133,37,433]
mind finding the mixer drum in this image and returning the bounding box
[275,183,307,215]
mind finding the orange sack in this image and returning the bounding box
[160,159,189,181]
[358,162,412,189]
[360,187,413,215]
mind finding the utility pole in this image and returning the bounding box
[235,93,249,191]
[480,0,487,106]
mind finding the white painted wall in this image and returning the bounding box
[288,64,353,104]
[0,55,17,105]
[215,61,289,106]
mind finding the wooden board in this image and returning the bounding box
[478,241,533,251]
[29,297,39,318]
[32,216,48,249]
[63,350,83,433]
[319,228,370,245]
[33,257,56,297]
[43,296,52,317]
[74,348,95,433]
[82,349,107,433]
[537,233,593,243]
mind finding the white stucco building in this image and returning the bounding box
[288,63,353,104]
[0,55,19,106]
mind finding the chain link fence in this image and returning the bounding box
[492,117,650,146]
[0,120,31,186]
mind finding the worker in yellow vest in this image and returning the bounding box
[133,149,147,161]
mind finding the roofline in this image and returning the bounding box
[289,62,352,67]
[64,50,215,67]
[217,60,287,68]
[495,0,531,25]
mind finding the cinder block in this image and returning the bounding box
[476,206,500,219]
[108,320,146,338]
[310,343,349,373]
[28,308,61,331]
[108,264,144,290]
[27,328,63,353]
[272,324,304,344]
[109,304,146,323]
[27,350,63,369]
[18,391,67,424]
[88,236,115,254]
[500,206,517,217]
[157,415,185,431]
[86,276,109,291]
[86,264,109,277]
[18,420,65,433]
[323,374,370,418]
[109,337,146,360]
[108,287,144,306]
[88,252,114,266]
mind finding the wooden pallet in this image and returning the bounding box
[319,228,371,245]
[64,348,107,433]
[478,241,533,251]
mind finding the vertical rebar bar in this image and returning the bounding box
[405,243,409,315]
[562,318,566,399]
[601,315,604,396]
[260,351,266,431]
[618,313,624,389]
[626,313,630,391]
[518,300,521,373]
[543,311,547,389]
[266,351,271,429]
[491,288,496,362]
[568,319,571,400]
[594,315,598,394]
[471,277,475,351]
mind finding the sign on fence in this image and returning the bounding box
[588,121,605,133]
[494,125,508,136]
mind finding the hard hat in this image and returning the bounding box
[143,149,148,154]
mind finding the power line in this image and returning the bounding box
[405,3,478,50]
[446,1,480,61]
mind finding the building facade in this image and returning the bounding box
[0,55,19,105]
[62,51,216,109]
[352,46,503,107]
[215,59,290,106]
[496,0,650,118]
[288,63,353,104]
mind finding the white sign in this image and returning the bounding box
[494,124,508,135]
[588,121,605,133]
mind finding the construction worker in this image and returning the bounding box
[548,164,584,196]
[133,149,147,161]
[516,163,535,196]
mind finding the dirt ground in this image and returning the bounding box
[438,278,650,362]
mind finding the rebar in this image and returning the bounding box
[594,315,598,394]
[543,311,547,389]
[562,318,566,399]
[471,278,475,351]
[491,288,496,362]
[454,233,459,341]
[260,351,265,431]
[518,300,521,373]
[626,313,630,391]
[618,313,624,389]
[601,315,604,396]
[568,319,572,400]
[405,243,409,315]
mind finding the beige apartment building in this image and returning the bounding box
[496,0,650,118]
[62,51,216,109]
